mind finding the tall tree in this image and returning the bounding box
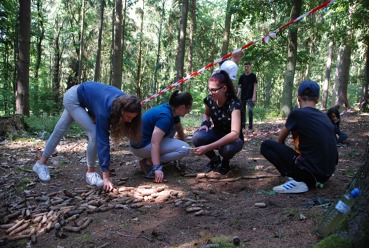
[185,0,196,91]
[52,18,62,101]
[112,0,123,88]
[221,0,231,57]
[77,0,86,83]
[34,0,45,80]
[175,0,188,85]
[336,44,351,107]
[153,0,165,94]
[135,0,144,99]
[322,39,334,109]
[280,0,302,117]
[363,39,369,102]
[94,0,105,82]
[16,0,31,116]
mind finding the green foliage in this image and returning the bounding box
[0,0,368,118]
[181,114,201,130]
[314,234,352,248]
[253,106,280,123]
[25,115,85,139]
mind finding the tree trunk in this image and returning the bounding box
[121,0,127,78]
[77,0,86,84]
[52,28,61,102]
[94,0,105,82]
[221,0,232,57]
[362,38,369,103]
[304,39,313,79]
[154,0,165,95]
[322,40,334,110]
[112,0,123,89]
[265,66,272,108]
[185,0,196,91]
[35,0,45,80]
[345,138,369,246]
[135,1,144,99]
[176,0,188,88]
[332,46,342,107]
[336,45,351,107]
[16,0,31,116]
[280,0,302,118]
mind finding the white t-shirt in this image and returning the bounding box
[219,60,239,81]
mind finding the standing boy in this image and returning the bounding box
[219,50,244,82]
[260,80,338,193]
[237,61,258,131]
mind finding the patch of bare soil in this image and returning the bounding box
[0,112,368,248]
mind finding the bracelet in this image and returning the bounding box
[147,165,163,178]
[152,165,163,171]
[201,120,211,128]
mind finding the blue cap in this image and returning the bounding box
[298,80,320,97]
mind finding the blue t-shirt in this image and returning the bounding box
[77,82,125,172]
[131,103,180,148]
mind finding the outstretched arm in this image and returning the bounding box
[194,109,241,156]
[151,127,165,182]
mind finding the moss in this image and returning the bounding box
[74,234,93,243]
[16,178,32,190]
[314,234,352,248]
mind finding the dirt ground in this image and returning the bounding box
[0,111,368,248]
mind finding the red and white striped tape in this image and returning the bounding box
[141,0,336,105]
[340,100,367,116]
[246,99,367,140]
[246,129,281,139]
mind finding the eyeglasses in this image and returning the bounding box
[184,105,192,113]
[208,85,224,93]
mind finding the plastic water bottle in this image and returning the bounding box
[316,188,360,238]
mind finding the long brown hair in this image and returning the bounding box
[110,95,142,144]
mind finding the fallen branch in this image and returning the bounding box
[242,174,279,179]
[6,220,25,234]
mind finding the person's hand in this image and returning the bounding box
[193,145,208,156]
[103,177,114,192]
[154,170,164,183]
[195,125,209,133]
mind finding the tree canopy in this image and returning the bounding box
[0,0,368,116]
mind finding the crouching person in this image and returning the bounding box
[260,80,338,193]
[130,90,193,183]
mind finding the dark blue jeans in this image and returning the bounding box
[192,129,244,165]
[337,131,348,144]
[260,139,330,188]
[241,99,253,130]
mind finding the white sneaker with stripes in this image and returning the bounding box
[273,178,308,194]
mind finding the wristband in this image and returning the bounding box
[146,165,163,178]
[152,165,163,171]
[201,120,211,128]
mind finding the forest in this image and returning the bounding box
[1,0,369,247]
[0,0,368,117]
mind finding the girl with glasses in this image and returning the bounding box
[192,70,244,174]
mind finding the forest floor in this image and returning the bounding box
[0,111,368,248]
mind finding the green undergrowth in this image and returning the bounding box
[314,234,352,248]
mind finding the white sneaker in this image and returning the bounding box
[86,172,104,187]
[273,178,308,194]
[33,162,51,181]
